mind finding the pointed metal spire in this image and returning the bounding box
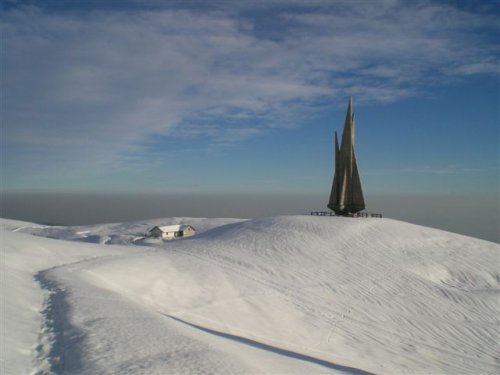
[329,131,340,209]
[328,97,365,215]
[345,96,353,124]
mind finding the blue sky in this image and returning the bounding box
[2,0,499,197]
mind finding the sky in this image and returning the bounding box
[1,1,499,239]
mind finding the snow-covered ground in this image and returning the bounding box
[1,216,498,374]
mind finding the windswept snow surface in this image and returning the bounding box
[1,216,499,374]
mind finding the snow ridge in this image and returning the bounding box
[164,313,376,375]
[2,216,499,374]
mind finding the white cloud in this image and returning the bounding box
[2,1,499,178]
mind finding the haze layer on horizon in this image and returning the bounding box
[1,192,498,244]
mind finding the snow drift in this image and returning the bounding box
[1,216,498,374]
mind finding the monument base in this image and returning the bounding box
[310,211,382,218]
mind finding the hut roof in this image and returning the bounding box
[150,224,193,233]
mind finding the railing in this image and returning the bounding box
[310,211,335,216]
[310,211,382,218]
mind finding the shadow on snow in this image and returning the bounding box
[164,314,376,375]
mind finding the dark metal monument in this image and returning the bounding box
[327,97,366,216]
[310,97,381,218]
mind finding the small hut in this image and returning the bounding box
[149,224,196,239]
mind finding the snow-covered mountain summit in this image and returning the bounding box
[2,215,498,374]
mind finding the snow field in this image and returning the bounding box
[1,215,499,374]
[1,226,140,375]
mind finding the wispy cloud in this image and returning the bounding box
[2,1,499,177]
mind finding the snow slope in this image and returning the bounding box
[1,225,142,375]
[1,216,499,374]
